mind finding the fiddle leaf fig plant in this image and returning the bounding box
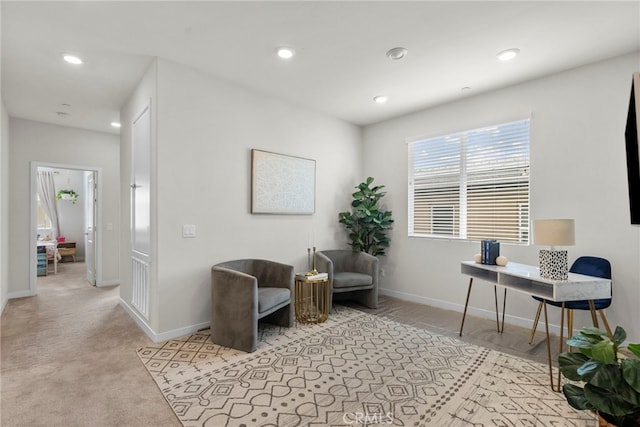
[559,326,640,427]
[338,177,393,256]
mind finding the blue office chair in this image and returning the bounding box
[528,256,612,344]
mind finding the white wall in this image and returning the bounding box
[120,58,363,339]
[363,52,640,341]
[1,100,9,313]
[119,59,159,332]
[8,119,120,294]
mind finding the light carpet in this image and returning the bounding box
[137,306,595,426]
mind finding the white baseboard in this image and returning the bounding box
[119,297,210,343]
[1,295,8,315]
[97,279,119,287]
[155,320,210,343]
[379,287,564,336]
[8,290,34,299]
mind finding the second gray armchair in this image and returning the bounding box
[316,250,379,310]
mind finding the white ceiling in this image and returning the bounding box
[2,1,640,135]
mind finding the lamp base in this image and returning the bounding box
[539,249,568,280]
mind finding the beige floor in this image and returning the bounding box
[1,262,558,426]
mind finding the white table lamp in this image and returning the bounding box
[533,219,575,280]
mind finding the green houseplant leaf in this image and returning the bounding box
[338,177,393,256]
[628,343,640,358]
[559,326,640,426]
[55,189,79,204]
[562,384,594,411]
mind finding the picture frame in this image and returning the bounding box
[251,149,316,214]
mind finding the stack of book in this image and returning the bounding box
[296,272,328,281]
[480,240,500,265]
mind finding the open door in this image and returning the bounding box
[85,171,97,285]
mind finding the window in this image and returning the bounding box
[36,194,52,229]
[408,119,530,243]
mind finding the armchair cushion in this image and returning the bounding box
[317,249,379,309]
[333,272,373,289]
[258,287,291,314]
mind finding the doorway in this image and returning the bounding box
[29,162,102,294]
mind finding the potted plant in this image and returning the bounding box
[558,326,640,426]
[338,177,393,256]
[56,189,79,204]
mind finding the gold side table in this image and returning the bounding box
[294,273,330,324]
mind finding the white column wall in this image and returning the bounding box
[363,52,640,341]
[119,60,159,332]
[1,100,9,313]
[120,58,363,339]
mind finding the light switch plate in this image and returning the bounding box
[182,224,196,238]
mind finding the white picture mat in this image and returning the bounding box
[251,149,316,214]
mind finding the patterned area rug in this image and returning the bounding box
[137,306,595,426]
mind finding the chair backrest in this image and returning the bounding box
[318,249,370,272]
[569,256,611,280]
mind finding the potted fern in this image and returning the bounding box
[338,177,393,256]
[559,326,640,426]
[56,189,79,204]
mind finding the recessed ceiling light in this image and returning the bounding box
[56,111,70,117]
[111,122,122,128]
[276,47,295,59]
[373,95,388,104]
[62,54,83,65]
[461,86,472,92]
[386,47,408,61]
[496,48,520,62]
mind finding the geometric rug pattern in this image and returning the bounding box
[137,306,595,426]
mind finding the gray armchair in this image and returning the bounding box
[211,259,294,352]
[316,250,379,310]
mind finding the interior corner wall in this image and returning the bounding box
[363,51,640,341]
[119,59,159,333]
[148,58,362,336]
[1,100,9,313]
[8,119,120,295]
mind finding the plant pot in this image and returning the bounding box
[597,412,618,427]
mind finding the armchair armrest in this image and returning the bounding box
[211,266,259,351]
[316,252,333,283]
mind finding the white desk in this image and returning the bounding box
[37,241,59,275]
[459,260,612,390]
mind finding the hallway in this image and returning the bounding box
[0,262,178,426]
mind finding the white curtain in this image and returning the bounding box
[37,171,60,239]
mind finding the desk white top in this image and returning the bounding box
[461,261,611,301]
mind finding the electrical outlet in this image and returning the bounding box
[182,224,196,238]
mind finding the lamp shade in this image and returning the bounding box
[533,219,575,246]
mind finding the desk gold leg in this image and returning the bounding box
[557,303,566,392]
[543,302,556,391]
[459,278,473,336]
[494,286,500,332]
[568,309,574,351]
[501,288,507,333]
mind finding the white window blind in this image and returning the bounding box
[408,119,530,243]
